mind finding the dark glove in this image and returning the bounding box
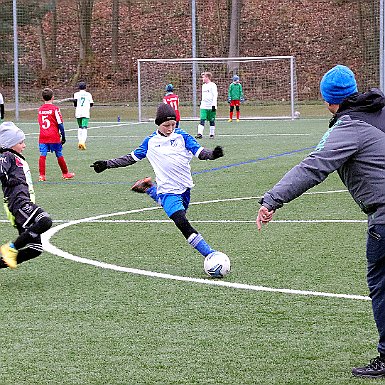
[61,137,66,145]
[211,106,216,112]
[212,146,224,160]
[240,97,245,103]
[227,97,231,103]
[90,160,108,173]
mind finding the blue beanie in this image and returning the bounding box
[320,65,358,104]
[233,75,239,82]
[165,83,173,92]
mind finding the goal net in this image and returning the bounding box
[137,56,298,122]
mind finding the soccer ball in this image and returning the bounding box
[204,251,231,278]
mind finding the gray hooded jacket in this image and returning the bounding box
[261,89,385,225]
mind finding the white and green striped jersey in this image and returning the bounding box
[73,90,93,118]
[200,82,218,109]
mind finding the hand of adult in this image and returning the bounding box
[256,206,275,230]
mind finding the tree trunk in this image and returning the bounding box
[75,0,94,82]
[50,0,58,68]
[228,0,241,73]
[112,0,119,70]
[215,0,225,56]
[124,0,134,81]
[37,18,48,71]
[79,0,94,60]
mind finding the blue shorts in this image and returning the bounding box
[39,143,63,157]
[157,189,191,217]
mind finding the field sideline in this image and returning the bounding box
[0,116,374,384]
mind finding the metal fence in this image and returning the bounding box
[0,0,381,119]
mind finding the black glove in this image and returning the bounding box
[211,146,224,160]
[61,137,66,145]
[211,106,216,112]
[90,160,108,173]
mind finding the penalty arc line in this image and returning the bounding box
[41,196,370,302]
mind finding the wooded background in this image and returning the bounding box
[0,0,380,104]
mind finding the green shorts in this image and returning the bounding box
[77,117,89,128]
[200,109,216,122]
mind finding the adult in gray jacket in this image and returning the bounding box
[257,64,385,378]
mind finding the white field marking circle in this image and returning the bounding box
[41,192,370,301]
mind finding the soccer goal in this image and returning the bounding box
[137,56,298,122]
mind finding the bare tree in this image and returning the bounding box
[112,0,119,69]
[50,0,58,67]
[75,0,94,81]
[20,2,54,77]
[228,0,241,73]
[36,18,48,71]
[123,0,134,81]
[215,0,226,55]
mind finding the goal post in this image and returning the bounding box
[137,56,298,122]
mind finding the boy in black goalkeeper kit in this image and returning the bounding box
[0,122,52,269]
[227,75,244,122]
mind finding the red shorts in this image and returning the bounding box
[230,100,240,107]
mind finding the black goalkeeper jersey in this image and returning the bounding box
[0,149,35,213]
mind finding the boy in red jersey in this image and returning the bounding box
[163,84,181,128]
[37,88,75,181]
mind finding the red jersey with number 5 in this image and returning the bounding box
[38,103,63,143]
[163,94,180,122]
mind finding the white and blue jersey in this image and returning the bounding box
[131,129,203,195]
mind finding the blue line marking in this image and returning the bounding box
[192,146,315,175]
[39,146,315,185]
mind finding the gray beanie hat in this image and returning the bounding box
[0,121,25,148]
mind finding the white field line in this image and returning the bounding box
[40,191,370,301]
[0,219,367,224]
[3,192,355,224]
[23,121,144,136]
[26,132,311,138]
[21,120,312,137]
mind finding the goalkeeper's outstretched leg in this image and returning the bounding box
[1,205,52,269]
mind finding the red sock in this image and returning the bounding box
[236,110,240,119]
[57,156,68,174]
[39,156,46,176]
[229,111,233,119]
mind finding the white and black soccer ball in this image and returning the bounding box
[204,251,231,278]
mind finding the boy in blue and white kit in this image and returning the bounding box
[91,103,224,259]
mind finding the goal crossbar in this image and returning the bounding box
[137,56,298,122]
